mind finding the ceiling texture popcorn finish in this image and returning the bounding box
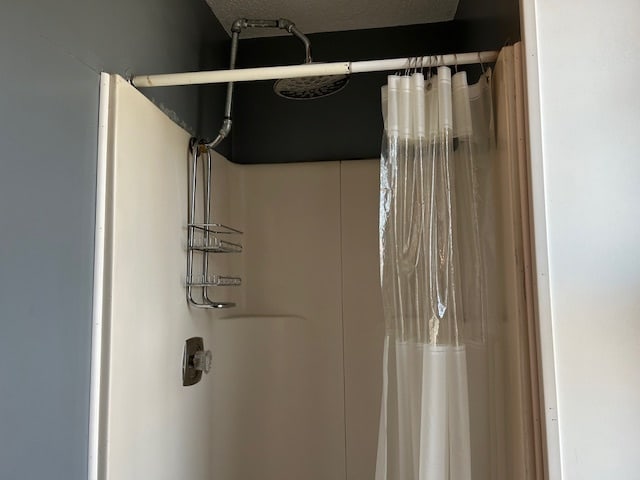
[206,0,460,37]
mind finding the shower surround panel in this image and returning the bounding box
[99,75,214,480]
[209,160,385,480]
[100,75,385,480]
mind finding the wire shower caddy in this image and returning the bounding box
[186,140,242,308]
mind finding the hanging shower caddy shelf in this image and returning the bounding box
[189,224,243,253]
[186,142,242,309]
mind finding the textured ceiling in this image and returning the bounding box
[206,0,460,38]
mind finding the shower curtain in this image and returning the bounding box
[376,57,502,479]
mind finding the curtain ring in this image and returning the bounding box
[425,55,431,82]
[405,57,414,76]
[478,52,486,76]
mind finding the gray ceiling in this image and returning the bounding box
[206,0,460,38]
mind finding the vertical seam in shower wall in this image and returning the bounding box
[338,161,349,480]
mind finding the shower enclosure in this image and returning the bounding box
[91,16,541,477]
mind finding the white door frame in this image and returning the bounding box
[519,2,563,479]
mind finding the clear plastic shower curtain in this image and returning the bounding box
[376,65,495,480]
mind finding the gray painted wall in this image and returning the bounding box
[232,5,519,164]
[0,0,520,478]
[0,2,227,479]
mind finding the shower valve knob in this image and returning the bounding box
[183,337,211,386]
[193,349,212,373]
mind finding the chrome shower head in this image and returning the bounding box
[271,19,349,99]
[202,18,349,150]
[273,71,349,100]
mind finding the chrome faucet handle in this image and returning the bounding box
[193,349,212,374]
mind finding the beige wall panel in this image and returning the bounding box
[340,159,386,480]
[210,162,346,480]
[104,75,213,480]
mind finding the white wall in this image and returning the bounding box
[98,76,214,480]
[211,160,384,480]
[207,159,386,480]
[98,79,386,479]
[209,161,348,480]
[522,1,640,477]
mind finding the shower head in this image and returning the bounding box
[200,18,348,150]
[232,19,350,100]
[268,19,349,99]
[273,71,349,100]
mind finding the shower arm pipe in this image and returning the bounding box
[200,18,311,150]
[232,19,312,62]
[132,50,499,88]
[201,29,239,150]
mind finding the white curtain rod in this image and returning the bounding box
[131,50,499,88]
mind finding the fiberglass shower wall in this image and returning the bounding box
[95,75,220,480]
[97,75,385,480]
[209,159,386,480]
